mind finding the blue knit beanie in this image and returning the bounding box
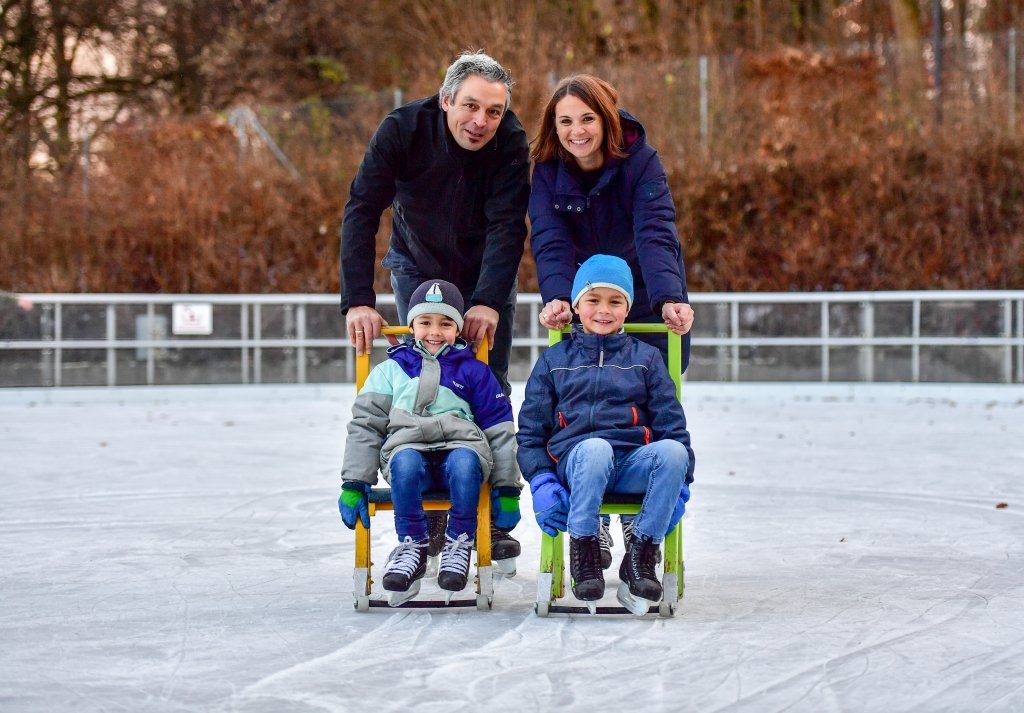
[571,254,634,310]
[407,279,465,330]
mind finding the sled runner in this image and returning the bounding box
[534,324,686,618]
[352,327,495,612]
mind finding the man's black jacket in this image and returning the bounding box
[340,94,530,312]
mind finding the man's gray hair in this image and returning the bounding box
[438,51,512,111]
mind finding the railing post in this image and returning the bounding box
[254,303,262,384]
[146,302,155,385]
[297,302,307,384]
[39,303,54,387]
[820,301,830,382]
[1017,298,1023,383]
[54,302,62,387]
[712,302,727,382]
[912,299,921,383]
[1003,299,1013,384]
[106,303,116,386]
[283,304,295,381]
[241,303,250,384]
[730,300,740,382]
[860,301,874,382]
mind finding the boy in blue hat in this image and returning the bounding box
[516,254,695,614]
[338,279,523,606]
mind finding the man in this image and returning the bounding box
[340,51,529,396]
[340,51,529,567]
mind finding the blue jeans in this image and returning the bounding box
[390,270,516,396]
[562,438,687,543]
[388,448,482,541]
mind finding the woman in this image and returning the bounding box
[529,73,695,567]
[529,73,694,362]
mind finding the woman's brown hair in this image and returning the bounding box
[531,74,626,165]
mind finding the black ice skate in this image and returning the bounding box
[381,537,428,607]
[617,534,663,617]
[437,532,474,602]
[490,524,521,577]
[425,510,448,578]
[569,535,605,613]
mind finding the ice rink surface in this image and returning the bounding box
[2,382,1023,713]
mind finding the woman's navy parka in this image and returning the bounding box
[528,110,688,325]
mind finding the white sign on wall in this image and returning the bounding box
[172,303,213,335]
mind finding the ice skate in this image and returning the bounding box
[569,535,605,609]
[438,532,474,597]
[424,510,447,578]
[381,537,428,607]
[617,534,662,617]
[491,524,520,577]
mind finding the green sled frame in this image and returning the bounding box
[535,324,686,618]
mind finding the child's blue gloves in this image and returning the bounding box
[338,481,371,530]
[529,472,569,537]
[492,486,521,531]
[666,484,691,533]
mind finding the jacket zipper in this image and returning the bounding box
[590,336,604,433]
[447,167,464,276]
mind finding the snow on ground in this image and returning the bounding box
[1,382,1023,713]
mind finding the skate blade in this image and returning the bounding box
[444,589,455,605]
[425,555,439,578]
[585,601,597,615]
[616,582,654,617]
[494,557,517,577]
[386,579,421,607]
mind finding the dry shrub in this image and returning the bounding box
[2,47,1023,296]
[3,115,350,294]
[680,50,1024,291]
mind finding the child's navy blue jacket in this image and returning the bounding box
[516,327,695,484]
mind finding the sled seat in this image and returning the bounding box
[351,327,494,612]
[535,325,686,618]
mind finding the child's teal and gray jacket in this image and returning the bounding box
[341,339,521,490]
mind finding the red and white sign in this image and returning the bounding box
[172,303,213,335]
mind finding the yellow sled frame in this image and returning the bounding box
[352,327,493,611]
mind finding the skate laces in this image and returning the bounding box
[572,536,603,581]
[490,522,514,540]
[624,520,662,565]
[622,520,637,548]
[385,537,426,578]
[439,532,473,575]
[630,538,660,580]
[599,521,614,551]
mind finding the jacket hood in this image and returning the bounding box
[618,109,647,155]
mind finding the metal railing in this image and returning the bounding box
[1,291,1022,387]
